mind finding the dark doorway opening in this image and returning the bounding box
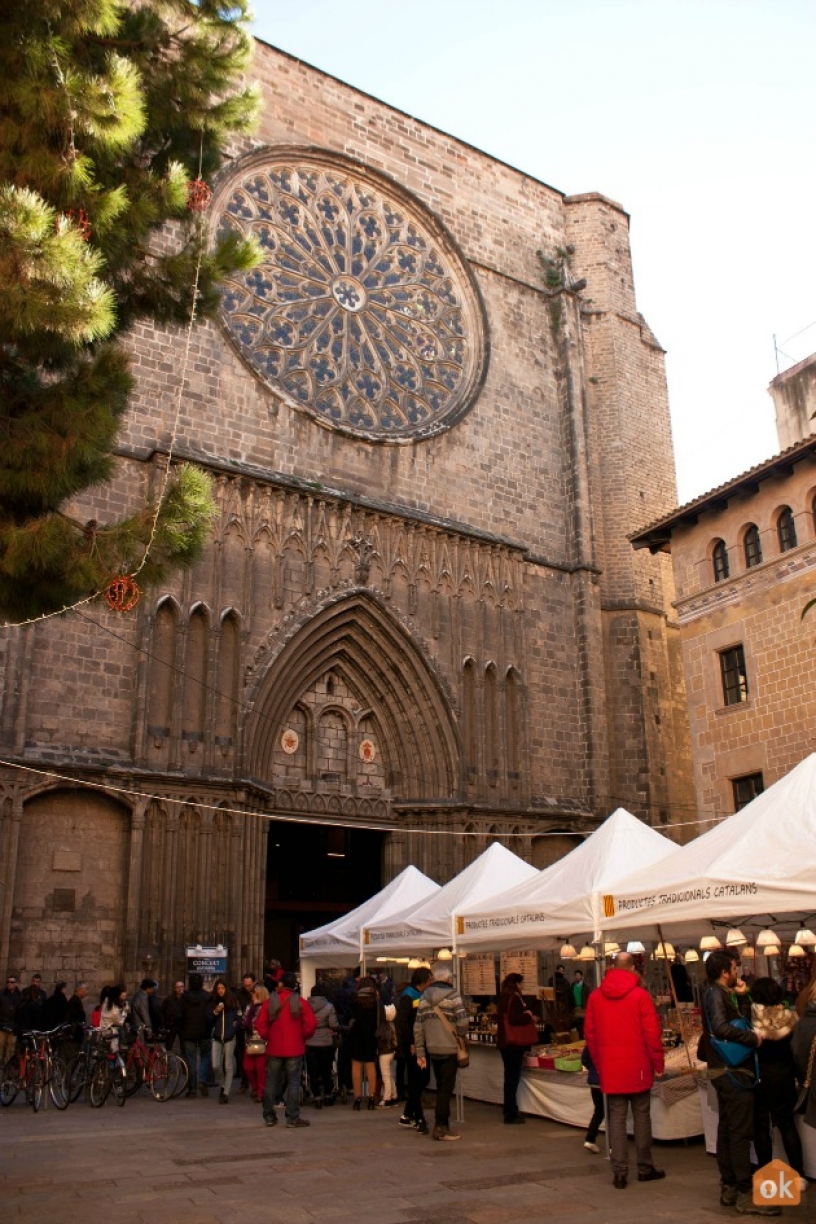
[264,821,383,970]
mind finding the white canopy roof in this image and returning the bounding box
[600,753,816,939]
[455,808,677,952]
[299,864,439,967]
[363,842,539,955]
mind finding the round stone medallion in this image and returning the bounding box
[214,151,488,441]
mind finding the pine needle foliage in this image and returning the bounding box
[0,1,261,619]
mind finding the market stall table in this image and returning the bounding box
[459,1043,705,1141]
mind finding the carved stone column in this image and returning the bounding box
[0,787,23,972]
[123,798,148,983]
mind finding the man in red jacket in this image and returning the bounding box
[256,972,317,1129]
[584,951,665,1189]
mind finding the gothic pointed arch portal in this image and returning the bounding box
[246,593,461,802]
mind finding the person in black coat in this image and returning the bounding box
[750,977,804,1186]
[179,973,213,1097]
[160,981,185,1051]
[0,974,21,1065]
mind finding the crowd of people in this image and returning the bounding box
[2,951,815,1203]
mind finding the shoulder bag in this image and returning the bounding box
[503,1012,539,1048]
[432,1005,470,1067]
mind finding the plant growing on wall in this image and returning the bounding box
[0,1,261,620]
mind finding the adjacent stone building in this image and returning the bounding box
[0,41,693,991]
[632,359,816,824]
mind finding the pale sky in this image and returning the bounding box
[251,0,815,505]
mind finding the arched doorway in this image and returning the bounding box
[265,821,383,970]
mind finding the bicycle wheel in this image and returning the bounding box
[89,1061,111,1107]
[164,1052,185,1099]
[66,1053,89,1104]
[123,1056,143,1098]
[0,1054,21,1106]
[49,1055,69,1110]
[148,1051,170,1101]
[110,1057,127,1106]
[29,1055,45,1112]
[170,1052,189,1099]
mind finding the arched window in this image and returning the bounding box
[744,524,762,568]
[777,506,797,552]
[712,539,729,582]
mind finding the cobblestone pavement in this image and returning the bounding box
[0,1091,807,1224]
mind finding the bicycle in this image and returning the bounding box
[0,1026,70,1111]
[121,1027,185,1101]
[87,1026,127,1107]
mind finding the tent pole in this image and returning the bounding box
[453,915,465,1125]
[658,923,694,1075]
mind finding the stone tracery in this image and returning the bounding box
[216,152,487,440]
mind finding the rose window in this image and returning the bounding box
[215,152,487,440]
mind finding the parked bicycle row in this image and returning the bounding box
[0,1023,189,1111]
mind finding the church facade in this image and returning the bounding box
[0,42,693,990]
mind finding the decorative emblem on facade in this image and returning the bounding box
[215,151,488,441]
[359,739,376,763]
[281,728,300,754]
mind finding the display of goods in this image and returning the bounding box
[554,1056,583,1072]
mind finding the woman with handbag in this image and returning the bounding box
[242,984,270,1102]
[497,972,538,1125]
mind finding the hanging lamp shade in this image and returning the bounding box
[654,941,675,960]
[683,948,700,963]
[788,943,806,958]
[436,948,453,961]
[794,928,816,946]
[763,945,781,958]
[577,945,596,961]
[560,943,577,959]
[725,928,747,947]
[407,958,421,969]
[626,941,646,955]
[756,929,778,948]
[700,935,722,951]
[740,946,755,960]
[603,942,621,956]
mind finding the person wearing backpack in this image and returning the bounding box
[257,972,317,1129]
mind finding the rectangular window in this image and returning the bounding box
[732,772,764,810]
[719,645,748,706]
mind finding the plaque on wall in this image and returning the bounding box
[281,728,299,754]
[462,953,496,996]
[359,738,376,762]
[499,950,539,991]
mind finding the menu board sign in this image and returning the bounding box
[499,950,538,990]
[462,953,496,995]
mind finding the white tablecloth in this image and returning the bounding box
[698,1083,816,1179]
[458,1045,704,1140]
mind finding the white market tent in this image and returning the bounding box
[298,864,439,989]
[599,753,816,942]
[362,842,539,957]
[455,808,678,952]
